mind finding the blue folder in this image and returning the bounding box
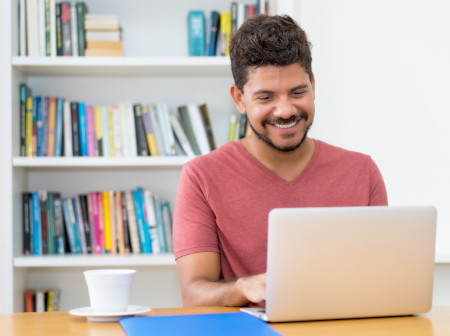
[119,312,281,336]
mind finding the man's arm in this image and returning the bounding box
[176,251,266,307]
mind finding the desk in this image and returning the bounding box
[1,306,450,336]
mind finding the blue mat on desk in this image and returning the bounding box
[119,312,281,336]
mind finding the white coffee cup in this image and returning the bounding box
[84,269,136,313]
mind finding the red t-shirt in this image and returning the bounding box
[173,139,388,281]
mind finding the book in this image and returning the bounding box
[170,114,195,157]
[79,194,92,254]
[141,107,158,156]
[87,191,101,254]
[142,189,160,254]
[70,3,79,56]
[107,106,115,156]
[115,191,125,254]
[63,100,72,156]
[38,0,45,56]
[41,97,48,156]
[22,193,32,255]
[199,103,216,150]
[208,11,220,56]
[54,97,64,156]
[124,102,137,157]
[84,14,120,30]
[24,290,35,312]
[97,192,105,252]
[101,106,110,157]
[70,102,80,156]
[161,202,173,252]
[132,188,152,253]
[31,192,41,255]
[62,198,77,253]
[112,105,123,156]
[35,290,45,312]
[155,103,176,156]
[108,191,117,254]
[49,0,56,56]
[188,10,206,56]
[75,2,86,56]
[124,190,140,254]
[86,105,95,156]
[102,191,111,253]
[120,191,131,253]
[78,102,88,156]
[86,30,121,41]
[55,2,62,55]
[26,0,39,57]
[228,114,237,142]
[52,193,65,254]
[85,40,123,57]
[148,105,165,157]
[46,97,56,156]
[133,104,149,156]
[35,96,43,156]
[25,96,33,156]
[38,190,48,254]
[46,191,55,254]
[19,84,27,156]
[187,104,211,155]
[19,0,27,56]
[60,2,72,56]
[238,113,248,139]
[94,106,103,156]
[152,194,166,253]
[73,196,87,254]
[177,105,201,156]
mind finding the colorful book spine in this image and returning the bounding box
[132,188,152,253]
[143,189,160,253]
[108,191,117,254]
[101,106,110,157]
[153,194,167,253]
[125,190,141,253]
[86,105,95,156]
[102,191,111,253]
[208,11,220,56]
[115,191,125,254]
[22,193,32,255]
[63,100,72,156]
[78,102,88,156]
[25,97,33,156]
[141,107,158,156]
[162,202,173,252]
[35,96,43,156]
[97,192,105,253]
[71,102,80,156]
[76,2,86,56]
[47,97,57,156]
[94,106,103,156]
[20,84,27,156]
[54,97,64,156]
[107,106,115,156]
[31,192,41,255]
[62,198,77,253]
[188,10,206,56]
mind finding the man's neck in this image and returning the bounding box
[241,135,316,182]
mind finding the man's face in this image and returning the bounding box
[233,63,315,152]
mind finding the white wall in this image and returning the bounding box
[284,0,450,258]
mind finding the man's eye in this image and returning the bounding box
[258,96,271,101]
[291,91,305,96]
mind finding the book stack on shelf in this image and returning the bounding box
[19,84,216,157]
[84,14,123,57]
[18,0,88,57]
[24,288,60,312]
[23,187,174,256]
[188,0,276,57]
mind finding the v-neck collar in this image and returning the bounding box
[235,139,320,185]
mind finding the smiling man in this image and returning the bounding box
[172,14,388,307]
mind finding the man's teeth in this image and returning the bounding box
[275,120,297,129]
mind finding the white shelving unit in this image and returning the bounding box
[1,0,270,313]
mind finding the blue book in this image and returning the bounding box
[208,11,220,56]
[78,102,88,156]
[54,97,64,156]
[31,192,41,255]
[152,194,167,253]
[62,198,77,254]
[119,312,281,336]
[133,188,152,253]
[46,192,55,254]
[188,10,206,56]
[42,97,49,156]
[35,97,43,156]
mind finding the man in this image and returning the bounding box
[173,14,387,307]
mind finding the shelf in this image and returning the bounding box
[12,156,192,168]
[14,253,176,267]
[11,56,232,77]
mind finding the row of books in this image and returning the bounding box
[19,84,217,157]
[188,0,276,56]
[24,288,60,312]
[228,113,251,142]
[18,0,123,57]
[22,187,174,256]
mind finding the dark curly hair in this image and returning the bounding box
[229,14,313,91]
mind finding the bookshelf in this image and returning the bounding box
[1,0,281,313]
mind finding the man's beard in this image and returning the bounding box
[248,115,312,152]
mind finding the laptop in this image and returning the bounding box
[241,206,437,322]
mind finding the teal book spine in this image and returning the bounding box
[188,10,206,56]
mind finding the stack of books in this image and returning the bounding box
[84,14,123,56]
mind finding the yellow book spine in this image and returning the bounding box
[108,191,117,254]
[94,106,103,156]
[107,106,115,156]
[46,290,53,312]
[47,97,56,156]
[225,10,232,57]
[25,97,33,157]
[228,114,237,142]
[103,191,111,252]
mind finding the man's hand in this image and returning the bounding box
[176,252,266,307]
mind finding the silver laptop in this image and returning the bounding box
[241,206,437,322]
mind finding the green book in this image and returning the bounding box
[76,2,87,56]
[178,105,201,155]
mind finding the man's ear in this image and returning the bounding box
[311,73,316,100]
[230,84,246,114]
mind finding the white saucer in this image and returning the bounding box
[69,305,151,322]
